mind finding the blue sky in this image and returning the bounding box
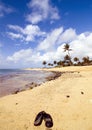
[0,0,92,68]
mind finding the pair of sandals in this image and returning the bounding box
[34,111,53,128]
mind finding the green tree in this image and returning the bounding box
[42,61,47,68]
[63,43,72,56]
[48,63,51,68]
[73,57,79,65]
[64,55,71,66]
[63,43,72,65]
[82,56,90,65]
[53,61,57,65]
[57,61,64,66]
[64,55,71,61]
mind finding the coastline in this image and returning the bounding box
[0,70,61,97]
[0,66,92,130]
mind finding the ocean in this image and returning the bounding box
[0,69,54,97]
[0,69,23,75]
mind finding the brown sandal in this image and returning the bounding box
[43,112,53,128]
[34,111,45,126]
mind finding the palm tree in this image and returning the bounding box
[50,64,53,66]
[64,55,71,61]
[73,57,79,65]
[63,43,72,65]
[63,43,72,56]
[64,55,71,66]
[82,56,90,65]
[48,63,51,66]
[48,63,51,68]
[42,61,47,68]
[57,60,64,67]
[53,61,57,65]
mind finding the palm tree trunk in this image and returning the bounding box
[68,51,72,65]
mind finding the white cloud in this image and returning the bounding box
[7,32,24,40]
[37,44,65,62]
[0,2,14,17]
[6,27,92,68]
[38,27,63,51]
[26,0,60,24]
[7,49,33,63]
[70,32,92,59]
[7,47,64,67]
[8,25,24,33]
[37,27,77,51]
[24,25,46,41]
[7,24,46,42]
[57,28,77,44]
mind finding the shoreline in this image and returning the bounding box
[11,71,62,96]
[0,66,92,130]
[0,70,62,98]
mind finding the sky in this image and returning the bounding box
[0,0,92,68]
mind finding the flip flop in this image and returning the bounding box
[34,111,45,126]
[43,112,53,128]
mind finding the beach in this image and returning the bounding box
[0,66,92,130]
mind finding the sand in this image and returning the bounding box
[0,66,92,130]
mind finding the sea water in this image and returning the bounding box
[0,69,54,97]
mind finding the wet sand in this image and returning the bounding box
[0,70,61,97]
[0,66,92,130]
